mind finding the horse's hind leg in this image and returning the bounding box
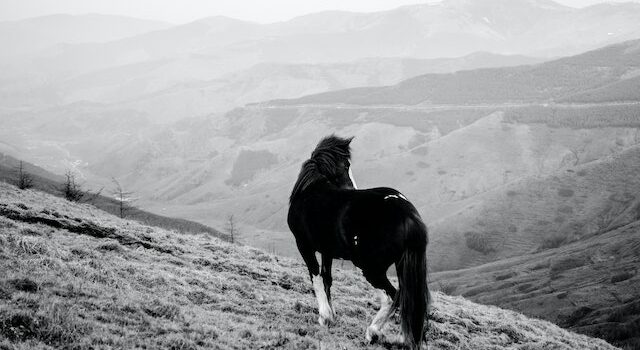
[363,271,397,343]
[296,241,335,326]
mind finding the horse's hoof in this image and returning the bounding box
[365,326,383,344]
[318,315,335,327]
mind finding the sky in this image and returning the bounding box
[1,0,640,24]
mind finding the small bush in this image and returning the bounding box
[437,281,457,295]
[540,235,567,250]
[15,237,49,255]
[8,278,38,293]
[0,304,90,346]
[611,271,634,284]
[97,242,123,253]
[464,232,495,254]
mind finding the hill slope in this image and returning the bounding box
[0,153,227,240]
[0,183,617,349]
[432,218,640,349]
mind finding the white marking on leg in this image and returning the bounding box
[348,168,358,189]
[366,289,393,343]
[312,274,334,326]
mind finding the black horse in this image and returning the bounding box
[287,135,430,349]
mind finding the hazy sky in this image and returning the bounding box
[1,0,639,24]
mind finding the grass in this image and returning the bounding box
[0,182,619,349]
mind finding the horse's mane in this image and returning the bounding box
[290,135,352,202]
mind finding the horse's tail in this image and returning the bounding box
[395,212,429,349]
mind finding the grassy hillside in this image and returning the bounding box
[0,183,618,349]
[431,219,640,349]
[0,154,226,240]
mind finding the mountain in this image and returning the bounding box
[0,182,618,349]
[0,14,171,59]
[10,0,640,67]
[431,218,640,349]
[3,0,640,110]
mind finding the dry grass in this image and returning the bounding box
[0,183,619,349]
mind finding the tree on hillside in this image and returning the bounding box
[62,170,84,202]
[14,161,33,190]
[111,177,135,218]
[226,214,239,244]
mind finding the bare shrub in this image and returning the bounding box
[61,171,84,202]
[111,177,135,218]
[14,161,33,190]
[225,214,239,244]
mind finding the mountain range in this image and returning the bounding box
[2,0,640,115]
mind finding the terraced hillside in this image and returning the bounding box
[0,183,618,349]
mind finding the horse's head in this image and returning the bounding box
[311,135,357,190]
[291,135,358,202]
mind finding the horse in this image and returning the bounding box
[287,135,430,349]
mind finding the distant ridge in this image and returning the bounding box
[0,14,171,58]
[264,39,640,106]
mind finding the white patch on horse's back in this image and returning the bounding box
[384,193,407,201]
[312,274,334,325]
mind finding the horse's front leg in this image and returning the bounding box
[298,243,335,326]
[320,253,336,323]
